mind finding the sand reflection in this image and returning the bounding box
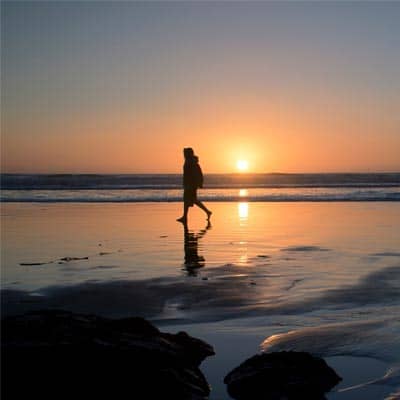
[182,221,211,276]
[237,200,249,265]
[238,188,249,222]
[238,202,249,220]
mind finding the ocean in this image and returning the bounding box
[2,173,400,202]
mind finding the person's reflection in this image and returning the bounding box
[182,221,211,276]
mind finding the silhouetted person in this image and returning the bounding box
[177,147,212,224]
[183,220,211,276]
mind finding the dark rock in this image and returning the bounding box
[19,261,54,266]
[59,256,89,262]
[224,351,341,400]
[2,310,215,400]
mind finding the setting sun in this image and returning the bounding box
[236,160,249,172]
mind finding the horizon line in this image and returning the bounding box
[2,171,400,176]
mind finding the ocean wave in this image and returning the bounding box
[2,188,400,202]
[2,173,400,190]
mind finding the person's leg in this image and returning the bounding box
[195,201,212,219]
[183,204,189,219]
[177,204,189,223]
[178,189,191,222]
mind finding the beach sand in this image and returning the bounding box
[2,202,400,399]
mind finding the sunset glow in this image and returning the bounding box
[2,2,400,397]
[1,2,399,173]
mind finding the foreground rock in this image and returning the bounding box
[224,351,341,400]
[2,310,215,400]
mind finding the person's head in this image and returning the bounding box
[183,147,194,159]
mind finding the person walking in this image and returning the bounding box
[177,147,212,224]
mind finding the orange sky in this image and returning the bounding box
[3,90,399,173]
[2,2,399,173]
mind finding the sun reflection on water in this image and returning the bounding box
[238,202,249,219]
[239,189,248,197]
[237,201,249,264]
[239,253,248,265]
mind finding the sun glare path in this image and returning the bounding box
[238,202,249,219]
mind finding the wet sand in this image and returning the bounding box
[2,202,400,399]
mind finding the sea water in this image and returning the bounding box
[2,173,400,202]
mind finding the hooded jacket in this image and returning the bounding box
[183,156,203,189]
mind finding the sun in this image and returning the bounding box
[236,160,249,172]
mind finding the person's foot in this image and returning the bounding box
[206,210,212,220]
[177,216,187,223]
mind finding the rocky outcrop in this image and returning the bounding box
[224,351,341,400]
[2,310,215,400]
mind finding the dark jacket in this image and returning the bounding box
[183,156,203,189]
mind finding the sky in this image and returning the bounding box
[1,1,399,174]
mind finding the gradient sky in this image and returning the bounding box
[2,1,399,173]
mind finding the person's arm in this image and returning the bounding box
[196,165,203,188]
